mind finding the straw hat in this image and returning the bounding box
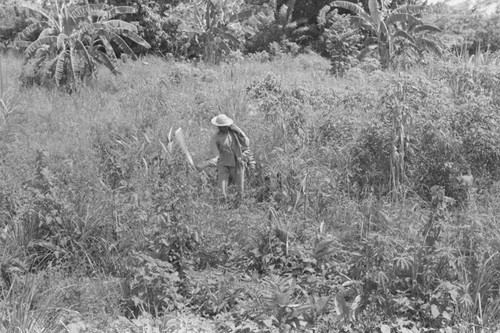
[211,114,234,127]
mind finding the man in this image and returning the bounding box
[196,114,250,204]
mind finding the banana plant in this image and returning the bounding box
[174,0,266,63]
[16,0,150,89]
[331,0,441,68]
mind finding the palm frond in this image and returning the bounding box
[93,35,119,69]
[368,0,381,26]
[94,50,120,75]
[261,275,295,309]
[54,49,67,86]
[385,13,422,27]
[21,3,52,21]
[379,19,389,40]
[357,45,376,61]
[417,37,442,57]
[56,33,68,51]
[85,23,150,50]
[217,29,240,45]
[218,40,231,54]
[397,40,422,58]
[412,24,441,34]
[393,29,416,44]
[285,0,296,24]
[15,40,31,50]
[70,4,107,19]
[350,16,373,31]
[192,1,205,32]
[39,28,54,39]
[104,20,138,33]
[331,1,371,24]
[74,39,93,71]
[106,6,137,19]
[317,5,332,26]
[18,22,49,40]
[392,5,424,15]
[68,45,79,84]
[114,29,151,50]
[25,36,58,58]
[228,6,264,23]
[34,50,49,71]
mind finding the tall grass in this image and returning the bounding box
[0,51,499,331]
[1,273,62,333]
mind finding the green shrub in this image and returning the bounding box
[315,8,363,75]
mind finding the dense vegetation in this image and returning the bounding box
[1,0,500,332]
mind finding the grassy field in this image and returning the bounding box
[1,51,500,332]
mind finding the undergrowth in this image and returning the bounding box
[1,52,500,332]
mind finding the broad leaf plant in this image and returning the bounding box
[331,0,442,68]
[17,0,151,89]
[173,0,267,63]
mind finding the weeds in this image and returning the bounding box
[0,52,500,332]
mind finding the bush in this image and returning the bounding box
[315,8,364,76]
[428,3,500,54]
